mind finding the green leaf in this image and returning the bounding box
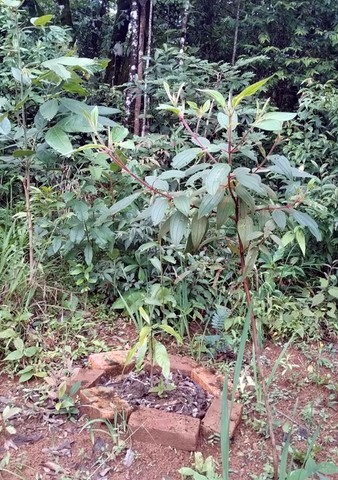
[269,155,293,179]
[2,406,21,421]
[154,341,170,379]
[292,210,322,241]
[173,195,190,217]
[317,462,338,474]
[295,228,306,256]
[14,337,24,351]
[145,176,169,191]
[72,200,89,222]
[172,148,201,169]
[243,247,259,278]
[262,112,296,122]
[109,192,140,216]
[255,119,284,131]
[0,117,11,135]
[110,126,129,143]
[200,89,226,108]
[158,170,186,180]
[205,164,230,195]
[217,196,235,229]
[84,244,93,265]
[0,328,16,339]
[19,372,34,383]
[328,287,338,299]
[150,257,162,272]
[12,149,35,158]
[312,293,325,306]
[5,350,23,361]
[39,99,59,121]
[238,216,254,249]
[151,197,169,226]
[24,346,39,357]
[159,325,182,344]
[233,76,272,107]
[281,231,295,246]
[30,14,53,26]
[45,126,73,156]
[170,212,187,246]
[236,185,255,213]
[217,112,229,129]
[191,214,208,250]
[198,190,224,218]
[235,170,264,194]
[272,210,286,229]
[69,224,85,243]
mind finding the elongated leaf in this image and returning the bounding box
[154,340,170,379]
[173,195,190,217]
[31,14,53,26]
[261,112,296,122]
[292,210,321,241]
[45,126,73,156]
[39,99,59,121]
[198,190,224,218]
[269,155,293,179]
[243,247,259,278]
[170,211,187,246]
[158,170,186,180]
[150,257,162,272]
[110,126,129,143]
[295,229,306,256]
[159,325,182,344]
[151,197,169,225]
[217,196,235,229]
[236,185,255,213]
[0,117,11,135]
[172,148,201,169]
[72,200,89,222]
[235,171,264,194]
[233,76,272,107]
[255,119,283,131]
[272,210,286,229]
[109,192,140,216]
[191,214,208,250]
[84,244,93,265]
[69,224,85,243]
[217,112,229,129]
[205,163,230,195]
[328,287,338,299]
[200,89,226,108]
[145,176,169,191]
[238,216,254,249]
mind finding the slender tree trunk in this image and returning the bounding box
[231,0,241,65]
[141,0,153,137]
[125,0,139,125]
[179,0,190,63]
[104,0,131,85]
[90,0,109,58]
[134,0,148,136]
[55,0,73,29]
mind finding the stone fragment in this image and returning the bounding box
[201,397,243,439]
[128,407,200,451]
[88,350,134,375]
[79,386,133,421]
[168,354,199,376]
[66,368,105,395]
[191,367,225,398]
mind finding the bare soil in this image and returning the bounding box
[0,340,338,480]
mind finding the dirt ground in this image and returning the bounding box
[0,340,338,480]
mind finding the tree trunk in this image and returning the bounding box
[125,0,139,126]
[22,0,43,17]
[231,0,241,65]
[55,0,73,29]
[141,0,153,137]
[90,0,109,59]
[104,0,131,85]
[179,0,190,63]
[134,0,148,136]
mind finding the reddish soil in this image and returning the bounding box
[0,340,338,480]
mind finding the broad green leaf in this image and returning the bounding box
[159,325,182,344]
[110,126,129,143]
[269,155,293,179]
[173,195,190,217]
[12,149,35,158]
[272,210,286,229]
[191,214,208,250]
[45,126,73,156]
[198,190,224,218]
[312,293,325,306]
[191,136,210,148]
[172,148,201,169]
[30,14,53,26]
[5,350,23,361]
[292,210,321,241]
[145,176,169,191]
[150,257,162,272]
[281,231,295,246]
[109,192,140,216]
[72,200,89,222]
[0,328,16,339]
[255,119,283,131]
[151,197,169,225]
[0,117,11,135]
[170,211,187,246]
[236,185,255,213]
[19,372,34,383]
[43,56,95,68]
[14,337,24,351]
[69,225,85,243]
[158,170,186,180]
[39,99,59,121]
[2,406,21,421]
[233,76,272,107]
[56,115,94,133]
[139,307,150,325]
[157,104,181,115]
[217,112,229,129]
[205,164,230,195]
[154,340,170,379]
[235,170,264,194]
[295,228,306,256]
[217,196,235,229]
[200,89,226,108]
[84,244,93,265]
[243,247,259,278]
[238,216,254,249]
[317,462,338,474]
[24,346,39,357]
[261,112,296,122]
[328,287,338,299]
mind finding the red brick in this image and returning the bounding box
[201,397,243,439]
[79,386,133,421]
[191,367,225,398]
[88,350,134,375]
[128,407,200,451]
[66,368,105,395]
